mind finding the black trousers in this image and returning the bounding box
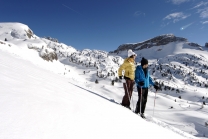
[135,87,148,114]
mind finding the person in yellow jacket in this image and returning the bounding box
[118,49,137,109]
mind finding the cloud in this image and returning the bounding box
[192,1,208,9]
[163,12,191,23]
[134,11,145,17]
[191,1,208,19]
[202,21,208,24]
[198,7,208,18]
[170,0,190,5]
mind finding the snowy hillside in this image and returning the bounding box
[2,44,197,139]
[0,22,36,40]
[0,22,123,78]
[0,22,208,138]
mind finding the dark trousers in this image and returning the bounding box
[135,87,148,114]
[121,79,134,107]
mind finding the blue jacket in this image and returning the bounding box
[135,65,154,88]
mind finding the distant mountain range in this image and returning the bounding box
[110,34,206,54]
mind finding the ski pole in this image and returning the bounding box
[125,81,134,111]
[140,87,142,115]
[153,90,157,116]
[131,84,135,111]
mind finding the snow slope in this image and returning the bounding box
[0,45,195,139]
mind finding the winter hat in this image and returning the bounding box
[141,57,148,66]
[128,49,137,57]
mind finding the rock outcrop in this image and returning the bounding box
[39,47,58,62]
[187,42,201,47]
[44,36,59,43]
[110,34,187,53]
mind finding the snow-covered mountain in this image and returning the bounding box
[110,34,203,54]
[0,22,208,139]
[0,22,123,79]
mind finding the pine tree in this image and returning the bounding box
[115,77,118,82]
[111,80,114,86]
[108,72,110,76]
[203,101,206,105]
[176,89,180,93]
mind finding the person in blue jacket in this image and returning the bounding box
[135,57,159,118]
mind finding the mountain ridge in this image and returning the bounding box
[110,34,205,54]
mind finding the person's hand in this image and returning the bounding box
[139,81,144,86]
[119,76,126,83]
[154,85,159,91]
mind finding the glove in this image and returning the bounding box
[139,81,144,86]
[118,76,126,83]
[154,85,159,91]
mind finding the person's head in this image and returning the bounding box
[128,49,137,60]
[141,57,148,68]
[129,54,136,60]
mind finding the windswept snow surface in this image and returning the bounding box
[0,45,194,139]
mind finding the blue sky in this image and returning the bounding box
[1,0,208,51]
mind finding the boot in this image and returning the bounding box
[125,105,131,110]
[135,104,140,114]
[141,113,146,119]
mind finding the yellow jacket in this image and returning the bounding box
[118,58,136,80]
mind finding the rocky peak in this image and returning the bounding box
[187,42,201,47]
[110,34,187,53]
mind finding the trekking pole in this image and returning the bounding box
[131,84,135,111]
[124,82,134,111]
[153,90,157,116]
[140,87,142,115]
